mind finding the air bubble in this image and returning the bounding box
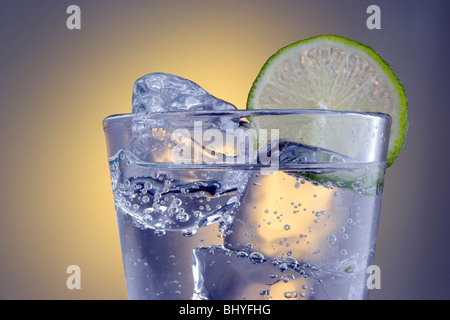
[182,228,197,237]
[284,257,298,269]
[284,291,297,299]
[249,252,267,264]
[167,207,178,215]
[143,215,153,223]
[143,207,154,215]
[260,289,270,296]
[193,210,202,218]
[154,229,166,236]
[236,251,248,259]
[172,198,182,206]
[176,212,190,223]
[327,235,337,245]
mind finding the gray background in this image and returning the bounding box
[0,0,448,299]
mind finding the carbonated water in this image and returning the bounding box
[109,147,384,300]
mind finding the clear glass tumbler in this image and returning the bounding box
[103,109,391,300]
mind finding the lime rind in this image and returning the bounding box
[298,164,386,197]
[247,35,408,167]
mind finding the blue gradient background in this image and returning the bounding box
[0,0,448,299]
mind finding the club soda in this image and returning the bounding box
[109,143,385,300]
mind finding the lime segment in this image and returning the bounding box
[247,35,408,167]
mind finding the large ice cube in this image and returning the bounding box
[110,73,253,234]
[132,72,237,113]
[192,245,368,300]
[110,150,251,232]
[129,72,242,164]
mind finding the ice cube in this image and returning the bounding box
[111,150,251,232]
[132,72,237,113]
[192,245,368,300]
[112,73,254,233]
[192,245,316,300]
[278,140,352,164]
[120,73,255,233]
[129,72,242,163]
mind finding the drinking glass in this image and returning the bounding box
[103,109,391,300]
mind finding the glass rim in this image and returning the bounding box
[103,109,391,128]
[103,108,392,168]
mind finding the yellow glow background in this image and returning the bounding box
[1,0,447,300]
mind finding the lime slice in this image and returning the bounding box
[247,35,408,167]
